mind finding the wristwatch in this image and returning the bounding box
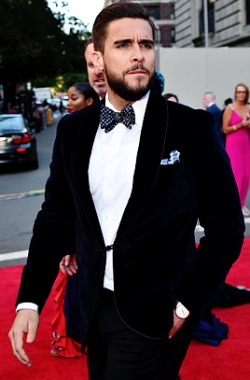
[175,301,190,319]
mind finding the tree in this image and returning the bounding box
[0,0,90,108]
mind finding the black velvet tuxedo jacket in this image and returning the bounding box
[17,89,244,349]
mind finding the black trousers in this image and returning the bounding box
[87,290,193,380]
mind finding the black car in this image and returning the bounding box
[0,114,38,169]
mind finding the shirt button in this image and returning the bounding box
[104,186,110,192]
[105,214,110,220]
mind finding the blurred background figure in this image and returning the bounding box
[84,38,106,99]
[223,83,250,216]
[67,82,99,114]
[224,97,233,109]
[154,70,165,94]
[203,92,223,144]
[51,81,99,359]
[163,93,179,103]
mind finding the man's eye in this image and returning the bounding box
[142,43,152,49]
[118,43,127,49]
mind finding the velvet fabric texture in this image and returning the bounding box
[16,89,244,352]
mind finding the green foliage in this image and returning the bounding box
[0,0,91,104]
[62,71,88,91]
[33,72,88,93]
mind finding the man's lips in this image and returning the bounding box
[128,69,147,74]
[95,78,105,85]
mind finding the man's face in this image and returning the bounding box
[203,94,211,109]
[95,18,155,102]
[85,43,106,98]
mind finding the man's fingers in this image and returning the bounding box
[8,309,39,367]
[8,325,32,366]
[26,320,38,344]
[169,312,185,339]
[64,255,71,266]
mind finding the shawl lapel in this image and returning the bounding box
[73,100,105,249]
[116,90,168,240]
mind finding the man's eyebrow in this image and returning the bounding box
[113,38,154,46]
[140,39,154,45]
[113,39,133,46]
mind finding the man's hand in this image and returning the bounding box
[8,309,39,367]
[168,312,187,339]
[60,254,78,276]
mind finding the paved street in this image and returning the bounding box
[0,111,63,266]
[1,111,250,267]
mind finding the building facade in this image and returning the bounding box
[104,0,176,47]
[175,0,250,47]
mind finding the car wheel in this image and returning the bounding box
[29,152,39,170]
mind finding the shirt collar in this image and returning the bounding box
[105,91,150,129]
[208,102,215,108]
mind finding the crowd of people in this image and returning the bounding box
[8,3,250,380]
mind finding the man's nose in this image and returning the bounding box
[131,45,145,62]
[94,66,103,75]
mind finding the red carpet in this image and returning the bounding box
[1,239,250,380]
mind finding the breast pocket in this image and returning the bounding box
[164,161,184,176]
[158,161,184,182]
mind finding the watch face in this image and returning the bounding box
[176,303,190,318]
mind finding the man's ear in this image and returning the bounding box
[91,51,104,71]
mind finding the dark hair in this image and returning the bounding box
[93,3,155,54]
[224,98,233,106]
[72,82,99,103]
[235,83,249,104]
[163,93,179,103]
[84,37,93,53]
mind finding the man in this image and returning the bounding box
[85,37,106,99]
[203,91,224,143]
[9,4,244,380]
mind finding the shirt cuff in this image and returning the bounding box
[16,302,39,313]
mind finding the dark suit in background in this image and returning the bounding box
[206,103,224,144]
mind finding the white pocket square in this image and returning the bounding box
[161,150,180,165]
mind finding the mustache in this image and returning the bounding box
[123,64,151,75]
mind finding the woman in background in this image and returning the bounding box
[67,82,99,114]
[51,82,99,358]
[223,83,250,216]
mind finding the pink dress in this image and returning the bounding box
[225,104,250,206]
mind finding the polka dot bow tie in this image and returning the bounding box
[100,103,135,133]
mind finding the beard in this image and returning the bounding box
[104,63,155,102]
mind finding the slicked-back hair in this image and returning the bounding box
[92,3,155,54]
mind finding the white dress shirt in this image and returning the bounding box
[89,92,149,291]
[16,91,150,312]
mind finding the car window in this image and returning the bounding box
[0,116,26,133]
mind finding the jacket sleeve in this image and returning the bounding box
[16,116,77,313]
[174,110,245,323]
